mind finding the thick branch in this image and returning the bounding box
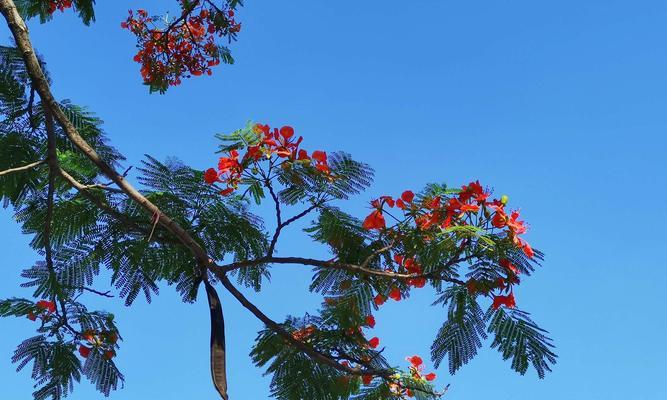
[0,0,211,267]
[0,159,45,177]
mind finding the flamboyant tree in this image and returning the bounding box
[0,1,556,399]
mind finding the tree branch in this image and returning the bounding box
[0,159,45,177]
[215,274,387,376]
[0,0,212,268]
[219,256,468,285]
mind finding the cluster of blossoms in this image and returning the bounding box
[360,356,437,397]
[204,124,331,195]
[78,329,118,360]
[121,1,241,91]
[26,300,56,321]
[362,181,534,311]
[46,0,72,14]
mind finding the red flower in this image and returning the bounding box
[396,198,406,209]
[362,375,373,385]
[78,345,91,358]
[492,292,516,309]
[406,355,423,367]
[204,168,219,184]
[460,204,480,213]
[27,312,37,321]
[368,337,380,348]
[500,258,519,274]
[220,188,234,196]
[393,254,404,265]
[522,241,535,258]
[311,150,327,164]
[36,300,56,313]
[401,190,415,203]
[424,372,437,381]
[103,350,116,360]
[506,210,528,235]
[362,210,386,230]
[380,196,395,208]
[460,180,487,203]
[408,277,426,288]
[404,258,422,274]
[279,125,294,139]
[310,150,330,174]
[373,294,386,306]
[492,211,507,228]
[365,315,376,328]
[388,287,401,301]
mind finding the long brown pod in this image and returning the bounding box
[204,280,228,399]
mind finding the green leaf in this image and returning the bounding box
[485,307,557,378]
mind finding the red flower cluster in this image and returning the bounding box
[362,181,534,260]
[204,124,331,195]
[492,292,516,310]
[362,181,536,312]
[121,2,241,91]
[47,0,72,14]
[78,329,119,360]
[362,191,414,230]
[406,355,437,382]
[27,300,56,321]
[393,254,426,288]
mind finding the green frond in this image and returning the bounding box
[431,286,487,374]
[12,336,82,400]
[485,307,557,378]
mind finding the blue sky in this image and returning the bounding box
[1,0,666,398]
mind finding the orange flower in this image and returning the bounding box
[362,210,386,230]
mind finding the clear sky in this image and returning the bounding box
[1,1,666,399]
